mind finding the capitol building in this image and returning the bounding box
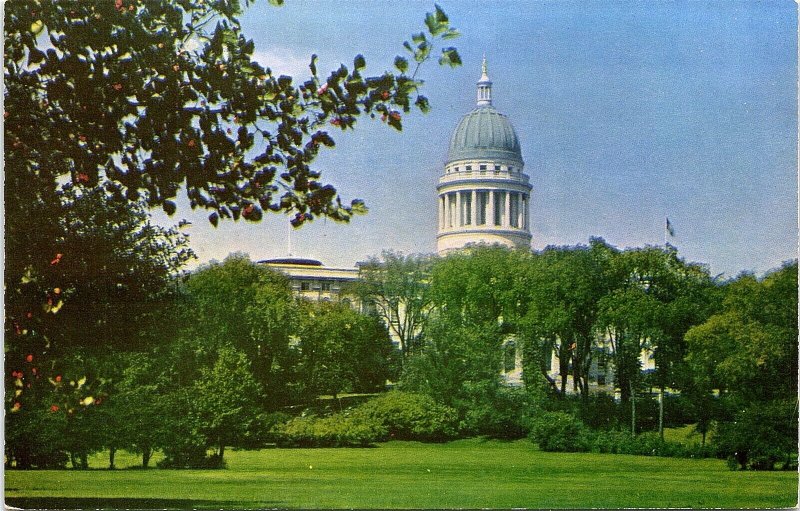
[437,58,532,254]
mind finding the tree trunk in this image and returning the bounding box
[701,430,706,447]
[142,446,151,468]
[70,452,78,470]
[80,453,88,470]
[218,443,225,461]
[658,386,664,441]
[109,446,116,470]
[630,381,636,436]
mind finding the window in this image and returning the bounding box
[495,165,501,171]
[465,165,472,171]
[321,282,331,291]
[479,164,487,170]
[508,166,514,172]
[300,282,310,291]
[454,167,459,172]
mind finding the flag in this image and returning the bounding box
[666,217,675,237]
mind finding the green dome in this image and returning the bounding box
[447,105,522,163]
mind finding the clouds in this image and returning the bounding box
[251,47,313,79]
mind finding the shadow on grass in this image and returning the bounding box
[5,497,281,510]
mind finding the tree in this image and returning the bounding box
[5,1,460,226]
[296,301,394,399]
[685,261,798,402]
[402,247,534,432]
[349,251,434,361]
[189,345,263,463]
[181,254,297,407]
[519,239,616,397]
[5,186,192,459]
[5,0,459,410]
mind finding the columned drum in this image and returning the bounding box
[436,58,532,255]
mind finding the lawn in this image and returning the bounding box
[5,439,797,509]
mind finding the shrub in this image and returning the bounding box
[588,430,717,459]
[528,412,591,452]
[577,392,619,430]
[274,414,386,447]
[460,386,534,439]
[714,400,798,470]
[352,391,458,442]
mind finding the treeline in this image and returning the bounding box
[352,243,797,470]
[5,188,796,471]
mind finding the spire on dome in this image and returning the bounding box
[477,55,492,106]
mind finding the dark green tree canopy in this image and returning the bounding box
[5,0,459,226]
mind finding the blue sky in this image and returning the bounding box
[154,0,797,277]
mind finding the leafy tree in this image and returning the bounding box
[190,345,263,462]
[296,301,394,399]
[5,185,193,413]
[5,0,459,410]
[685,261,798,402]
[181,254,296,407]
[349,251,434,361]
[519,239,616,397]
[5,1,459,225]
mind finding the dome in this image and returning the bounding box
[447,106,522,163]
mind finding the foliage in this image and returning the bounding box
[273,413,386,448]
[348,251,434,360]
[181,255,296,406]
[5,404,69,469]
[296,301,395,399]
[520,238,617,396]
[5,1,459,226]
[351,391,458,442]
[5,186,193,409]
[528,411,591,452]
[714,400,798,471]
[685,261,798,402]
[588,430,717,459]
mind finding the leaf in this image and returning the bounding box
[30,20,44,36]
[309,54,318,76]
[77,377,87,388]
[394,56,409,74]
[442,29,461,40]
[209,212,219,227]
[162,200,176,215]
[81,396,95,406]
[439,48,462,68]
[268,0,283,5]
[350,199,368,215]
[415,95,430,114]
[353,54,366,70]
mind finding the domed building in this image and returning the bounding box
[437,58,532,255]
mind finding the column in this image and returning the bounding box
[517,194,523,229]
[438,195,444,230]
[471,190,477,226]
[455,191,462,227]
[488,190,495,227]
[522,195,528,230]
[504,191,511,228]
[443,193,450,229]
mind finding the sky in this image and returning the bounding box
[152,0,798,278]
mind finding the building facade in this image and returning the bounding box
[437,58,533,255]
[259,257,359,306]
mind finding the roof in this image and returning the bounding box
[447,105,523,164]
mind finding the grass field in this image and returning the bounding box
[5,439,797,509]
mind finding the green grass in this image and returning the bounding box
[663,423,714,445]
[5,439,797,509]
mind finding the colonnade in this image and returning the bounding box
[438,189,529,231]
